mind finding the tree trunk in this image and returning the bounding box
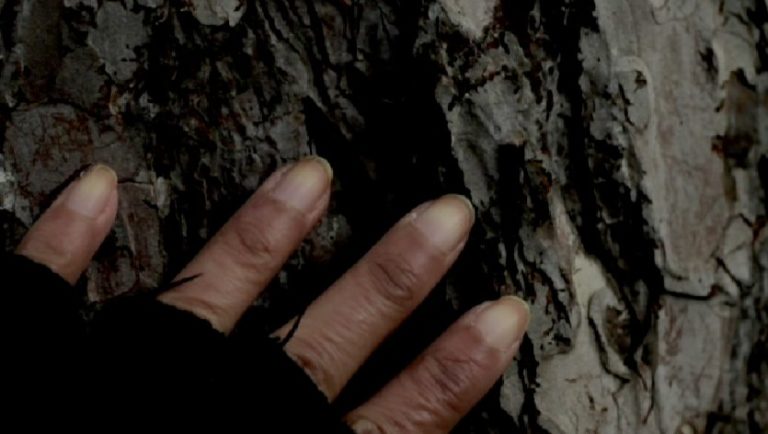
[0,0,766,432]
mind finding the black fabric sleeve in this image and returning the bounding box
[0,252,87,345]
[1,253,354,433]
[0,252,88,412]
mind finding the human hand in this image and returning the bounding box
[10,158,530,433]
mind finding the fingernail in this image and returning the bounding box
[350,419,379,434]
[270,157,332,209]
[412,195,475,252]
[65,164,118,218]
[309,155,334,180]
[473,296,530,351]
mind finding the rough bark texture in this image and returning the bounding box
[0,1,766,433]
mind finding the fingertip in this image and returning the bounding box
[445,194,475,224]
[64,164,118,218]
[500,295,531,325]
[306,155,334,181]
[96,187,119,227]
[469,296,530,353]
[268,157,333,211]
[410,195,474,254]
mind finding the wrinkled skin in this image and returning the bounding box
[16,159,530,433]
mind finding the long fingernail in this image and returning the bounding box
[65,164,118,218]
[412,195,475,252]
[473,296,530,351]
[270,157,332,209]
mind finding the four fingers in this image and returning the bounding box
[15,158,532,433]
[17,164,119,285]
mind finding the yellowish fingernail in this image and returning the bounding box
[65,164,118,218]
[412,195,475,253]
[350,419,379,434]
[308,155,333,180]
[473,296,530,351]
[270,157,333,210]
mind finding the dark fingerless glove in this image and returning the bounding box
[1,253,354,433]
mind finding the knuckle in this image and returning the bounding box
[415,350,484,415]
[365,253,423,306]
[226,214,283,267]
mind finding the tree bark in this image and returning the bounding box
[0,0,766,432]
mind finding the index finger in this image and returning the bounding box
[17,164,119,285]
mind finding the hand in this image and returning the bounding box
[15,158,530,433]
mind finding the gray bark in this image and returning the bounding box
[0,0,766,432]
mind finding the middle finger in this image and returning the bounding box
[275,195,475,399]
